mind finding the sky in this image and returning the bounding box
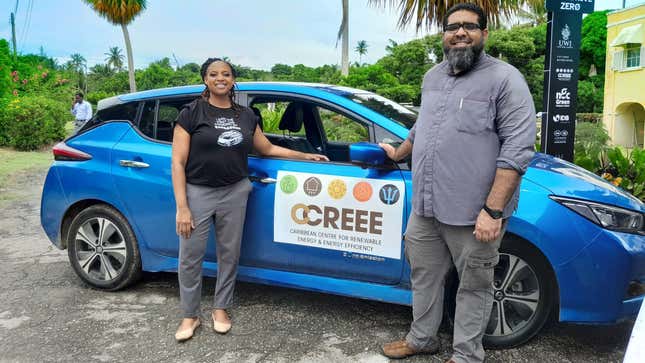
[1,0,643,71]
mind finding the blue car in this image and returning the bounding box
[40,82,645,348]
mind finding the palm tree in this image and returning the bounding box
[337,0,349,76]
[67,53,87,91]
[105,46,125,72]
[90,63,114,77]
[369,0,544,31]
[68,53,86,73]
[516,3,547,26]
[385,38,398,53]
[355,40,368,64]
[84,0,147,93]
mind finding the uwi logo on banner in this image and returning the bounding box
[558,24,574,49]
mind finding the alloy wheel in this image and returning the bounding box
[487,253,541,337]
[73,217,127,281]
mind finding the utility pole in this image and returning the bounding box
[10,14,17,59]
[172,53,181,69]
[10,0,19,60]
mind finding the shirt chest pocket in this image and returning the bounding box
[456,98,494,134]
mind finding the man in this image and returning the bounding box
[380,3,536,363]
[71,92,92,133]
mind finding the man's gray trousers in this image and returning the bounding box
[404,212,506,363]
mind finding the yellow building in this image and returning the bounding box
[603,3,645,148]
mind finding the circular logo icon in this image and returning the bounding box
[379,184,400,205]
[353,181,373,202]
[327,179,347,200]
[279,175,298,194]
[303,177,322,197]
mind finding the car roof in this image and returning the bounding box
[97,82,369,111]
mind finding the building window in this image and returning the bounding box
[625,45,641,68]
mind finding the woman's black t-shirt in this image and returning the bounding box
[175,98,257,187]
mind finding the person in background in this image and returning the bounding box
[379,3,536,363]
[172,57,328,342]
[70,92,92,133]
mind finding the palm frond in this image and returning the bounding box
[369,0,545,32]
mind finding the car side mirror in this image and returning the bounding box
[349,142,386,168]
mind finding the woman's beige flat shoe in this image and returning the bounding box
[175,319,201,342]
[212,313,231,334]
[213,320,231,334]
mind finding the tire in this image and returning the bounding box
[443,237,556,349]
[66,204,142,291]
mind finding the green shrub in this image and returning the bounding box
[322,116,368,142]
[86,91,113,105]
[377,84,418,104]
[603,147,645,202]
[0,40,12,98]
[0,97,9,145]
[574,121,610,173]
[576,113,602,123]
[2,96,68,150]
[259,104,286,134]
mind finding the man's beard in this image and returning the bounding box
[443,41,484,74]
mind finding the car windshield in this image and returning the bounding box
[340,91,417,129]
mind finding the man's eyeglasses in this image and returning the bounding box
[444,22,481,33]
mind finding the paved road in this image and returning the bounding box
[0,168,635,362]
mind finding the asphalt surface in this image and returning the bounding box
[0,168,636,363]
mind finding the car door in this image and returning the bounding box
[242,92,406,285]
[111,97,215,262]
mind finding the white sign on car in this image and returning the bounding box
[274,171,404,259]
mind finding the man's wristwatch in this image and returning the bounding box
[483,204,503,219]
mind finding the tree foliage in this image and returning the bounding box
[369,0,545,31]
[355,40,369,64]
[580,10,609,79]
[377,38,433,87]
[0,40,12,98]
[105,46,125,71]
[84,0,147,92]
[0,9,611,152]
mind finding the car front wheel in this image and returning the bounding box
[444,237,556,349]
[483,239,556,348]
[66,204,141,290]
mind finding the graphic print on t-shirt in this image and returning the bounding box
[214,117,243,147]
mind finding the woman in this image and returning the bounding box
[172,58,328,341]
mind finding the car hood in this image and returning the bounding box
[525,153,645,213]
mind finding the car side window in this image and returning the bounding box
[138,101,156,139]
[91,102,139,125]
[255,101,306,137]
[249,95,372,162]
[374,124,402,144]
[156,103,179,142]
[136,97,195,142]
[318,106,369,143]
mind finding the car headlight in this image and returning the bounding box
[550,196,644,235]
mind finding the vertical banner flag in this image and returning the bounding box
[542,0,595,161]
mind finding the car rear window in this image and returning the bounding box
[94,102,140,124]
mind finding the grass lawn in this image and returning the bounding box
[0,147,53,205]
[0,146,52,179]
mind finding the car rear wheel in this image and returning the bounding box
[67,204,141,290]
[444,237,556,349]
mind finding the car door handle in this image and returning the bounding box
[260,177,276,184]
[249,176,276,184]
[119,160,150,168]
